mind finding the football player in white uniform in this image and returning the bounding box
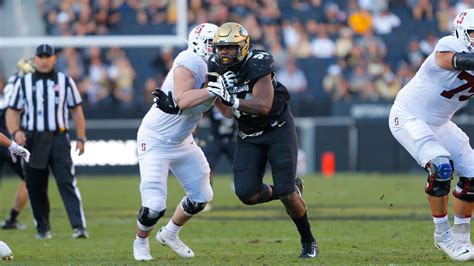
[132,23,219,261]
[389,9,474,262]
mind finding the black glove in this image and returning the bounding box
[151,89,181,114]
[207,77,235,107]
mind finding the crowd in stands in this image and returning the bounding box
[2,0,474,118]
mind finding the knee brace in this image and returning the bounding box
[453,177,474,202]
[137,207,165,231]
[181,196,207,216]
[424,157,453,197]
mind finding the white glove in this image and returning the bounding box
[208,77,238,108]
[8,141,30,163]
[221,71,237,89]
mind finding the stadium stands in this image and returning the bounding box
[1,0,473,118]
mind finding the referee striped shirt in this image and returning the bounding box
[8,70,82,132]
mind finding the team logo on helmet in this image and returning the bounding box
[453,9,474,49]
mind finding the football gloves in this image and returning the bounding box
[207,77,235,107]
[8,141,30,163]
[152,88,181,115]
[221,71,237,89]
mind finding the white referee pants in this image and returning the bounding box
[137,131,212,212]
[389,104,474,177]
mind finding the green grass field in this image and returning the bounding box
[0,173,462,264]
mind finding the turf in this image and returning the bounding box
[0,173,461,264]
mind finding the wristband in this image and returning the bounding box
[232,98,240,109]
[77,137,87,143]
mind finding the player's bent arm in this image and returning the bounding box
[214,100,234,118]
[435,51,456,70]
[174,66,214,109]
[236,74,273,116]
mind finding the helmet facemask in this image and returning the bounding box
[214,44,244,68]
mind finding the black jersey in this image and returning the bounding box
[208,49,290,134]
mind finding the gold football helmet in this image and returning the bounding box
[213,22,250,67]
[16,57,35,77]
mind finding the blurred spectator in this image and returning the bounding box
[321,2,346,34]
[411,0,434,21]
[374,64,398,101]
[372,9,401,35]
[405,39,425,68]
[436,0,453,33]
[323,65,352,101]
[419,33,438,56]
[277,57,308,95]
[108,56,136,104]
[358,0,388,14]
[293,31,313,59]
[348,6,372,35]
[348,63,372,99]
[310,24,336,58]
[335,27,354,58]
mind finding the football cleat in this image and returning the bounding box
[1,219,26,230]
[299,240,319,258]
[295,177,304,196]
[156,226,194,258]
[434,231,473,261]
[35,231,52,239]
[72,228,89,239]
[133,238,153,261]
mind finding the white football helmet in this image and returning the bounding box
[452,9,474,49]
[188,23,218,61]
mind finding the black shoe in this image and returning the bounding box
[1,219,26,230]
[72,228,89,239]
[299,240,318,258]
[295,177,304,196]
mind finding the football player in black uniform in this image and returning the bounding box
[0,58,34,229]
[207,22,318,259]
[153,22,319,259]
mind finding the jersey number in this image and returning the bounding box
[440,71,474,101]
[252,52,269,60]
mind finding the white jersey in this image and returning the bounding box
[139,49,208,143]
[0,75,16,110]
[394,36,474,126]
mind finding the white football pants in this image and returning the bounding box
[137,131,212,212]
[389,104,474,177]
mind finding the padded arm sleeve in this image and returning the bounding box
[452,52,474,70]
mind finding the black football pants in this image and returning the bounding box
[25,134,86,233]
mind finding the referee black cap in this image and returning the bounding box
[35,44,55,57]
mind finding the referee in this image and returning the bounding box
[6,44,88,239]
